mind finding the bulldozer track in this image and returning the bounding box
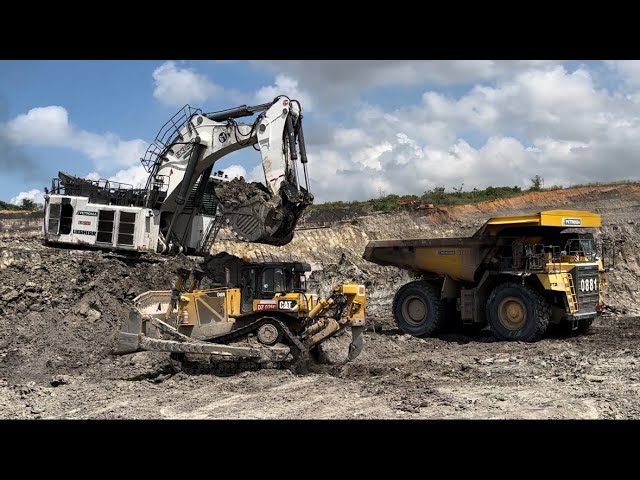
[211,316,309,361]
[168,318,310,375]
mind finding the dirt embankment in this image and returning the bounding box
[0,211,44,236]
[442,183,640,221]
[213,183,640,319]
[0,183,639,419]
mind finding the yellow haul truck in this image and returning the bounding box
[363,210,608,342]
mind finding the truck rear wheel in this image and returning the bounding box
[392,280,443,337]
[486,282,550,342]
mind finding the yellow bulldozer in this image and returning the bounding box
[115,260,366,373]
[363,209,609,342]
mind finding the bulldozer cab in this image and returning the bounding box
[238,262,311,312]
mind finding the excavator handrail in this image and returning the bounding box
[140,104,203,173]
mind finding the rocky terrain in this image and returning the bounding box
[1,183,639,419]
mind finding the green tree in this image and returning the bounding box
[530,175,543,191]
[432,185,446,200]
[20,198,36,211]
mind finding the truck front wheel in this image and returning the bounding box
[486,282,550,342]
[392,280,444,337]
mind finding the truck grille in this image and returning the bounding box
[574,265,599,314]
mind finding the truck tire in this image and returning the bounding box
[392,280,444,337]
[486,282,550,342]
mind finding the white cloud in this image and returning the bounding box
[606,60,640,88]
[1,106,147,170]
[254,74,314,112]
[152,61,223,107]
[297,63,640,202]
[219,164,246,180]
[256,60,560,106]
[411,65,608,142]
[107,165,150,189]
[11,189,45,206]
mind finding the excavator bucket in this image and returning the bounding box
[224,185,313,246]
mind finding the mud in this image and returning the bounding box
[1,184,640,419]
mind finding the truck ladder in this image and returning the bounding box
[563,272,579,314]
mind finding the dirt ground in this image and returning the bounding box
[1,184,640,419]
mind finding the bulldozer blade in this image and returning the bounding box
[347,326,365,362]
[113,309,143,354]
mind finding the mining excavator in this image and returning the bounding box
[42,95,313,254]
[115,260,367,373]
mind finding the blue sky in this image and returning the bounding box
[2,60,640,206]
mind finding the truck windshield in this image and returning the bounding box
[563,237,597,261]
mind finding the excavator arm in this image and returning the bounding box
[141,95,313,249]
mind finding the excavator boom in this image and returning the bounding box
[42,95,313,255]
[143,95,313,249]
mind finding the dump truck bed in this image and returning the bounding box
[363,237,495,282]
[362,210,603,283]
